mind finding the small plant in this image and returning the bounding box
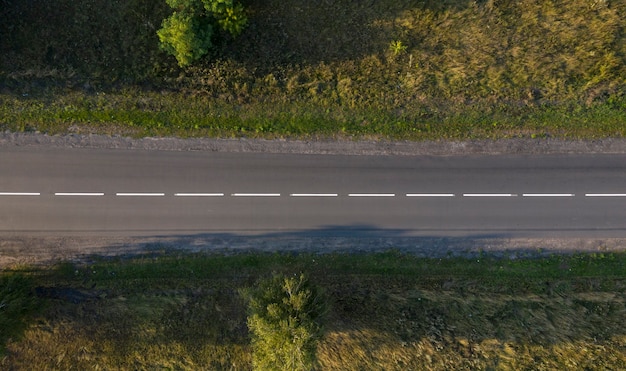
[389,40,407,55]
[241,273,326,371]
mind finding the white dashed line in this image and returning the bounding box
[290,193,338,197]
[585,193,626,197]
[175,193,224,197]
[54,193,105,196]
[348,193,396,197]
[522,193,574,197]
[463,193,515,197]
[7,190,624,200]
[231,193,281,197]
[116,193,165,197]
[0,192,40,196]
[406,193,455,197]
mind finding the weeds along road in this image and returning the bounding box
[1,146,626,238]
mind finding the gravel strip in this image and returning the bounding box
[1,235,625,268]
[3,132,626,156]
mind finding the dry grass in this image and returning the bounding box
[1,252,626,369]
[318,288,626,370]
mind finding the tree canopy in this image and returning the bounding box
[157,0,247,67]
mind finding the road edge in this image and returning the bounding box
[3,132,626,156]
[2,235,626,267]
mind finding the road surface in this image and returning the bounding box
[1,146,626,238]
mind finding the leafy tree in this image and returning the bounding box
[157,0,247,67]
[157,11,213,68]
[241,273,326,371]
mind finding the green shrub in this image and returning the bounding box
[157,11,214,67]
[215,2,247,36]
[157,0,247,67]
[241,273,326,371]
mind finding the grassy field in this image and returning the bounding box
[2,0,626,140]
[1,251,625,369]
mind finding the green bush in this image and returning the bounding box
[157,0,247,67]
[215,2,247,36]
[241,273,326,371]
[157,11,214,68]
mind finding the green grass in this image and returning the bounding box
[2,251,626,369]
[3,91,626,140]
[0,274,40,356]
[2,0,626,140]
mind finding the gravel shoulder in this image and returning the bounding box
[1,234,625,267]
[3,132,626,156]
[2,132,626,267]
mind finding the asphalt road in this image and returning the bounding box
[1,146,626,238]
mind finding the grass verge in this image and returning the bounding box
[3,91,626,140]
[1,251,625,369]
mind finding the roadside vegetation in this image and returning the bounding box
[1,251,625,369]
[2,0,626,140]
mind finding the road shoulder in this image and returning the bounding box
[3,132,626,156]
